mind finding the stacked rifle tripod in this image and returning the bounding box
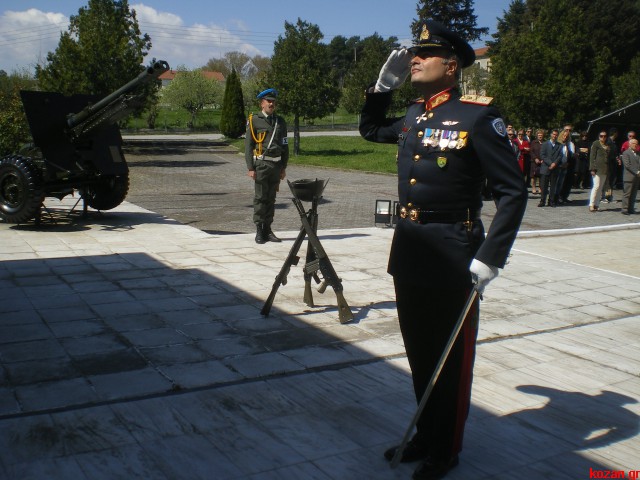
[261,179,354,324]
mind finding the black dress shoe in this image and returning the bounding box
[537,202,545,207]
[384,440,429,463]
[413,455,459,480]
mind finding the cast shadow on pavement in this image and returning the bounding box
[9,207,185,233]
[0,251,634,478]
[514,385,639,449]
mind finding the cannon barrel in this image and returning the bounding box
[66,60,169,128]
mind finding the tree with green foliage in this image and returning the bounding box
[204,52,271,80]
[341,34,413,115]
[0,69,38,156]
[0,91,31,157]
[0,68,38,98]
[161,67,222,129]
[462,63,489,95]
[612,55,640,110]
[488,0,640,129]
[328,35,361,89]
[266,18,341,155]
[241,76,263,116]
[412,0,488,41]
[219,68,246,138]
[35,0,151,98]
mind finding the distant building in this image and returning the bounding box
[158,69,225,88]
[461,46,491,95]
[473,47,491,72]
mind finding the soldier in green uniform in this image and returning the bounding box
[245,88,289,243]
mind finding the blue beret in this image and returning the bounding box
[408,20,476,68]
[257,88,278,100]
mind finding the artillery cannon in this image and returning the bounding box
[0,60,170,223]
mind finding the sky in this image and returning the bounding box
[0,0,512,74]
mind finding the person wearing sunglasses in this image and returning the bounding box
[359,19,526,479]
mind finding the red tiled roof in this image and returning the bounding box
[474,47,489,57]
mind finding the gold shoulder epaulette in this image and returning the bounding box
[460,94,494,105]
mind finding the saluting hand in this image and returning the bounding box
[375,48,411,93]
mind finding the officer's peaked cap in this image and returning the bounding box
[257,88,277,101]
[408,20,476,68]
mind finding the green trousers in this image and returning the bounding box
[253,159,281,227]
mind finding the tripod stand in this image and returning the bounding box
[261,179,354,324]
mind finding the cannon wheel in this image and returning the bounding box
[0,155,44,223]
[84,174,130,211]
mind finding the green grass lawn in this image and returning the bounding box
[227,135,398,175]
[125,106,398,174]
[126,107,362,131]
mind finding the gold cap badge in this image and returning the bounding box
[420,24,430,41]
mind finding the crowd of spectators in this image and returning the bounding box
[504,125,638,215]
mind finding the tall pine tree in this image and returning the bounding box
[412,0,488,41]
[219,68,246,139]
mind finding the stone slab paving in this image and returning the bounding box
[0,169,639,478]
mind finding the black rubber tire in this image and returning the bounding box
[0,155,44,223]
[84,174,130,211]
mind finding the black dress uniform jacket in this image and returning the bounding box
[360,88,527,287]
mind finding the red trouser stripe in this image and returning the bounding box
[451,295,479,455]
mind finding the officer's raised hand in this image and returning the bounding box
[375,48,411,92]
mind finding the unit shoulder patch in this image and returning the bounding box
[460,94,494,106]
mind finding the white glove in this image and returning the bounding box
[469,258,499,294]
[375,48,411,92]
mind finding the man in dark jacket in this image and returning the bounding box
[359,20,527,480]
[539,129,563,207]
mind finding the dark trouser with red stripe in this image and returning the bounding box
[394,281,479,460]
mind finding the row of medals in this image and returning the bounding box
[421,128,469,150]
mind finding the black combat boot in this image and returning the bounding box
[264,225,281,242]
[255,224,266,244]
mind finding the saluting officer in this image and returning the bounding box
[245,88,289,244]
[360,20,527,480]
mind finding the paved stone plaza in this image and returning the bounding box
[0,135,638,479]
